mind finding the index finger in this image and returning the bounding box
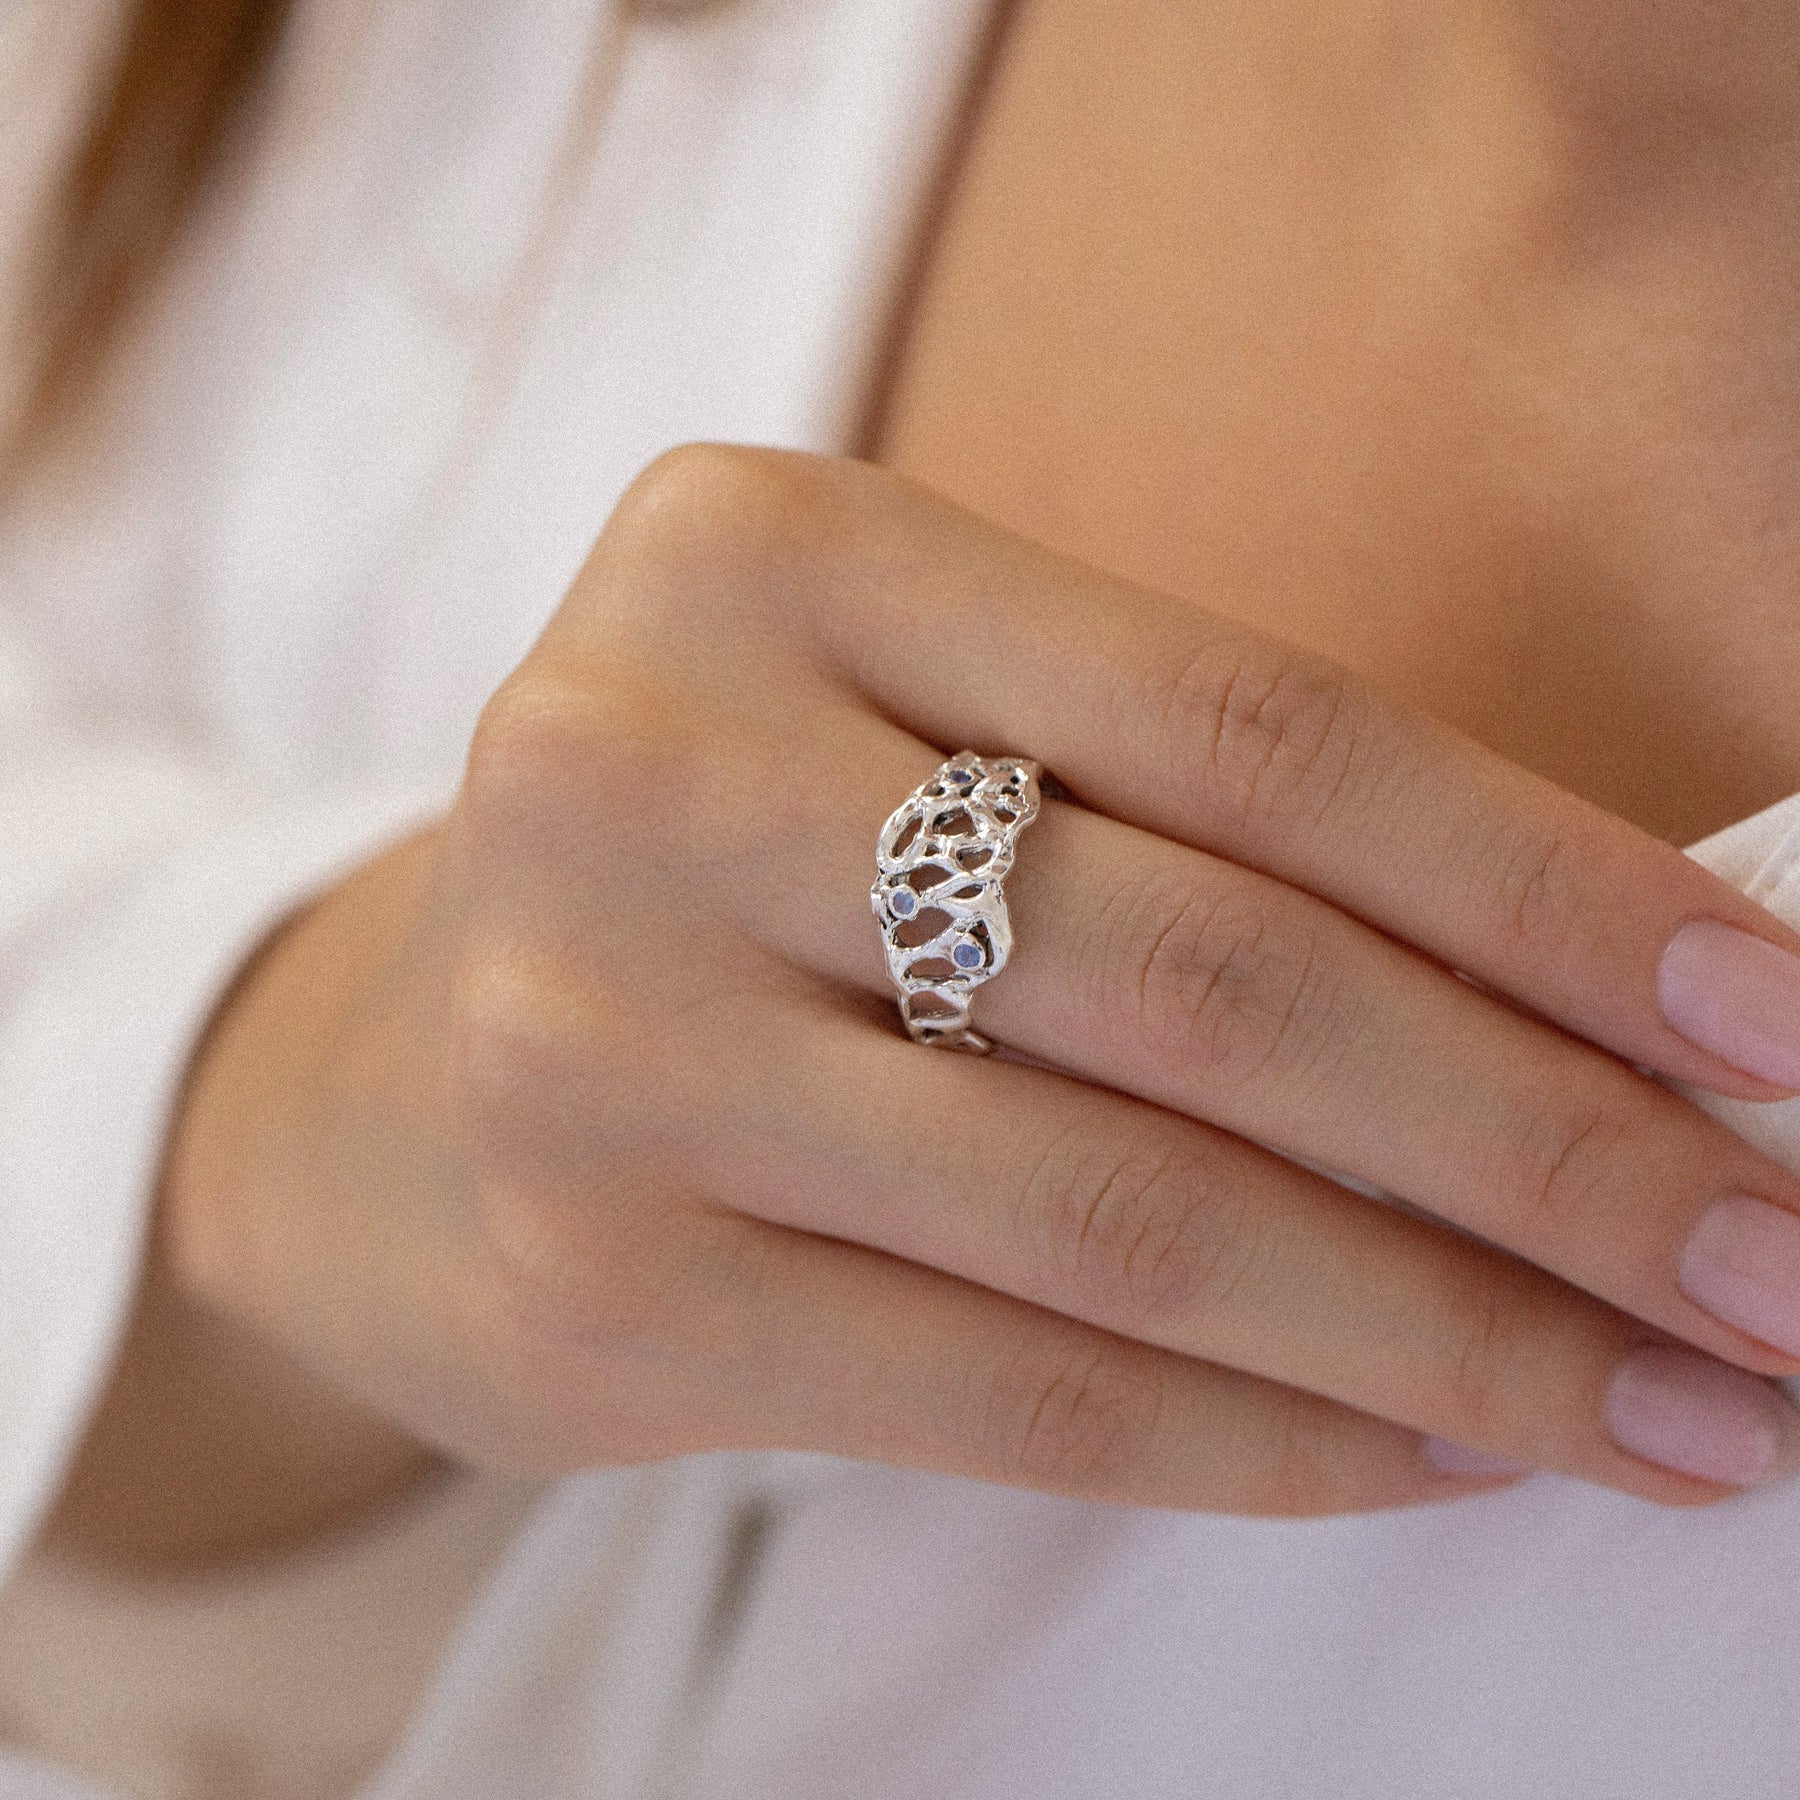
[795,456,1800,1102]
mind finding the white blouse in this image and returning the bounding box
[5,3,1800,1796]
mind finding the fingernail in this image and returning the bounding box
[1658,919,1800,1090]
[1680,1195,1800,1359]
[1423,1436,1530,1478]
[1605,1344,1798,1487]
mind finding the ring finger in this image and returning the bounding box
[711,715,1800,1383]
[672,994,1800,1504]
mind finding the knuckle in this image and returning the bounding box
[1155,640,1366,836]
[456,1213,691,1471]
[1126,885,1337,1094]
[1436,1268,1523,1445]
[464,660,703,844]
[1507,1097,1631,1230]
[1492,822,1582,958]
[980,1339,1166,1494]
[464,669,605,827]
[449,946,586,1178]
[602,442,865,594]
[1030,1132,1264,1326]
[472,1179,604,1343]
[471,1173,701,1377]
[452,1193,610,1457]
[1245,1388,1346,1518]
[608,442,788,557]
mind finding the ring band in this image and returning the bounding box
[872,751,1045,1053]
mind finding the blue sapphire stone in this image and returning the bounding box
[947,767,973,785]
[953,941,983,970]
[890,888,918,918]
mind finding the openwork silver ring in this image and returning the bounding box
[871,751,1045,1053]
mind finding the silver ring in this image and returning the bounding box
[871,751,1045,1053]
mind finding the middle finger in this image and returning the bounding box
[720,714,1800,1380]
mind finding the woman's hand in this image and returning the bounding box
[149,446,1800,1538]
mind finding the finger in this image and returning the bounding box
[664,1002,1800,1507]
[452,943,1479,1516]
[710,708,1800,1381]
[749,451,1800,1100]
[984,801,1800,1379]
[615,1201,1518,1517]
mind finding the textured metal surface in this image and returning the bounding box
[871,752,1044,1052]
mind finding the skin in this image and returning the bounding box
[42,0,1800,1567]
[877,0,1800,844]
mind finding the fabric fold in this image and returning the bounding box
[0,775,450,1583]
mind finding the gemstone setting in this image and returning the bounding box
[872,751,1046,1052]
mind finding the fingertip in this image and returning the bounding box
[1603,1342,1800,1492]
[1657,919,1800,1098]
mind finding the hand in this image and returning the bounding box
[159,445,1800,1526]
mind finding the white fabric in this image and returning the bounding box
[7,0,1800,1795]
[0,1470,546,1800]
[0,0,989,1574]
[0,0,989,1791]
